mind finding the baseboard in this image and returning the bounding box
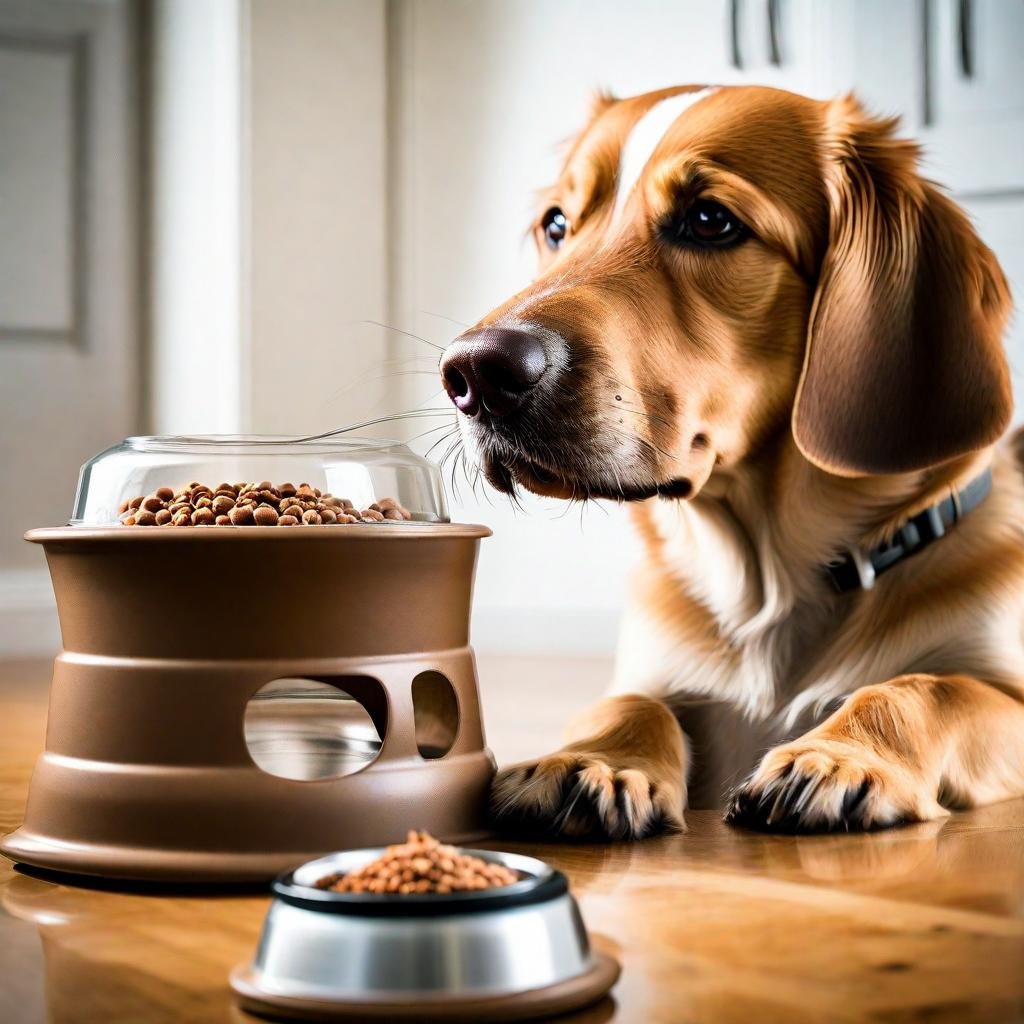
[0,569,59,657]
[471,606,621,657]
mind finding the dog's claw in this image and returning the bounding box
[842,777,872,821]
[724,739,930,834]
[490,754,684,841]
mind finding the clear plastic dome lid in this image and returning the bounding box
[71,436,449,527]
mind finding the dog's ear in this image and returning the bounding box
[792,95,1013,476]
[586,88,618,121]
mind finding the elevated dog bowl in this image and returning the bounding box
[231,848,620,1022]
[1,436,495,882]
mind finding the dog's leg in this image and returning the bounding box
[726,674,1024,833]
[489,693,688,840]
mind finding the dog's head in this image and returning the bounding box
[441,86,1012,501]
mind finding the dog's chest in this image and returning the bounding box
[619,501,842,716]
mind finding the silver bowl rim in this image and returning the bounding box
[273,847,569,918]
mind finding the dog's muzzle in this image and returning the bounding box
[441,328,547,418]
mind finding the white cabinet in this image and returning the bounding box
[843,0,1024,192]
[962,196,1024,423]
[925,0,1024,193]
[714,0,848,98]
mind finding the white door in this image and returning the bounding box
[0,0,140,649]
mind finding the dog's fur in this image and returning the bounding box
[444,85,1024,836]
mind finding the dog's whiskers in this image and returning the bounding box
[356,319,447,353]
[420,310,471,331]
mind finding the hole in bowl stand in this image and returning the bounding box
[412,670,460,759]
[244,677,387,780]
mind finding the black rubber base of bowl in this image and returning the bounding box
[230,948,620,1023]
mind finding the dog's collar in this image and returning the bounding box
[825,469,993,593]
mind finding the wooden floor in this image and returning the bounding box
[1,657,1023,1024]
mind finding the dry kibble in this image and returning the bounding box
[253,505,279,526]
[212,495,235,515]
[117,483,412,528]
[315,831,518,895]
[229,504,255,526]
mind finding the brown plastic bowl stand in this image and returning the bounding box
[1,525,494,883]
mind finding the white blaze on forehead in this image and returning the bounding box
[611,88,719,224]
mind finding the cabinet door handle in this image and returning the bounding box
[767,0,782,66]
[958,0,974,78]
[729,0,743,69]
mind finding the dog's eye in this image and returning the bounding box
[541,207,569,251]
[665,199,746,248]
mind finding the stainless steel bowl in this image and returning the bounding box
[231,847,620,1022]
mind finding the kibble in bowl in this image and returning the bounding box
[117,480,413,527]
[315,830,519,895]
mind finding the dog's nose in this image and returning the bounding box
[441,328,547,417]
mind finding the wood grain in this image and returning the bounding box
[1,659,1023,1024]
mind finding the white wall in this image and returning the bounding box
[149,0,243,434]
[149,0,391,438]
[246,0,389,435]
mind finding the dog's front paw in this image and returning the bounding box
[490,752,685,840]
[725,738,946,834]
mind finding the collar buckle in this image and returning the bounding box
[845,545,876,591]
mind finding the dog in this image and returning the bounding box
[439,85,1024,837]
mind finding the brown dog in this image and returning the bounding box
[439,85,1024,837]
